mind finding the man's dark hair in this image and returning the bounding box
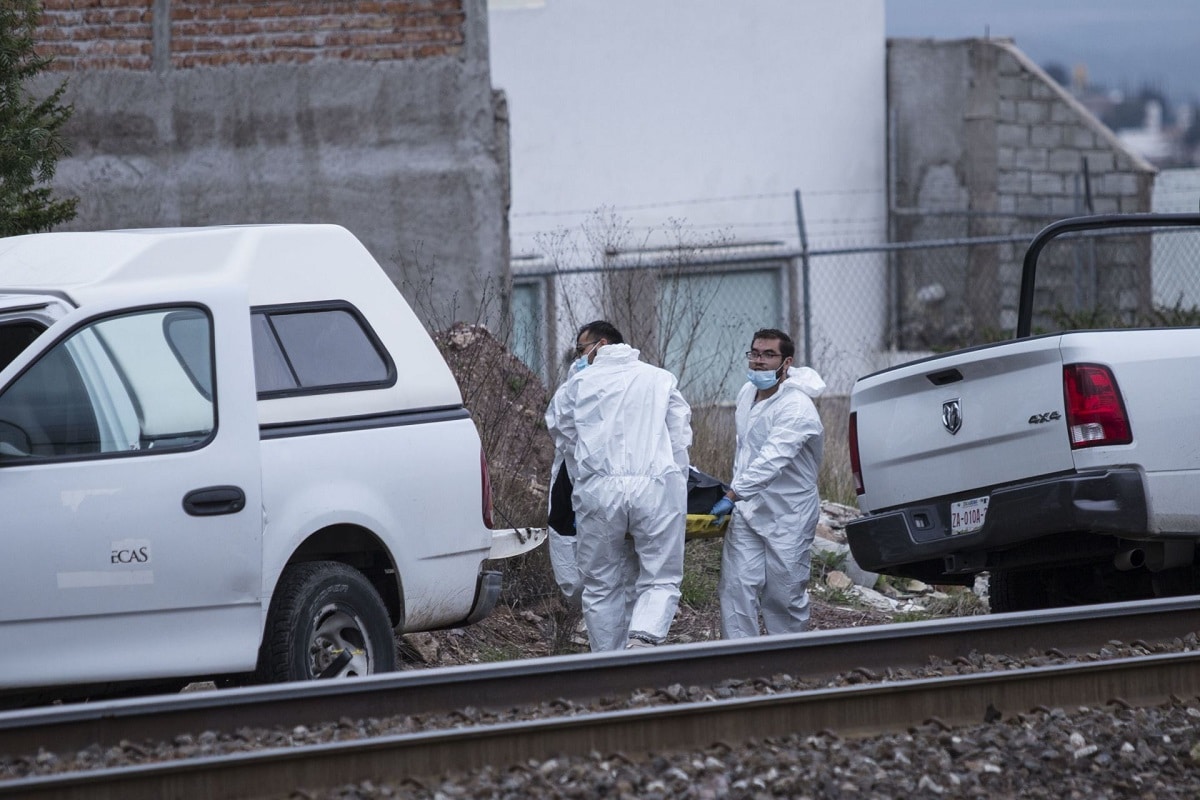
[579,320,624,345]
[751,328,795,360]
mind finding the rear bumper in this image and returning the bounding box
[846,468,1148,576]
[488,526,547,560]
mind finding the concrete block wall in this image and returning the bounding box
[888,38,1156,345]
[30,0,507,331]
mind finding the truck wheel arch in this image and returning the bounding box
[283,523,405,631]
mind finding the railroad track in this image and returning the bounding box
[3,596,1200,799]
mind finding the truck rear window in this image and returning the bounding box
[251,302,394,397]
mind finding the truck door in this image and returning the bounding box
[0,286,264,690]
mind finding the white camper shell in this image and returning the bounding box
[0,225,544,702]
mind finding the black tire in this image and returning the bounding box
[987,568,1050,613]
[256,561,397,683]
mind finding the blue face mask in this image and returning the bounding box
[747,368,781,390]
[571,340,599,375]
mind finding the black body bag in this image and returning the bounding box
[548,464,730,537]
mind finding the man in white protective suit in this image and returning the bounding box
[545,375,637,616]
[710,328,825,638]
[545,320,692,651]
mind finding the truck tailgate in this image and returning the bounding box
[852,335,1073,512]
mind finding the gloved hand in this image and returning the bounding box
[709,496,735,526]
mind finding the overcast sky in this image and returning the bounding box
[886,0,1200,102]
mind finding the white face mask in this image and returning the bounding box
[747,368,781,390]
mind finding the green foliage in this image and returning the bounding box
[809,581,855,607]
[1142,297,1200,327]
[0,1,77,236]
[1049,297,1200,332]
[679,538,721,610]
[475,643,525,663]
[913,587,988,618]
[1047,304,1127,331]
[810,546,846,582]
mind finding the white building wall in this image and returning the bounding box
[489,0,887,394]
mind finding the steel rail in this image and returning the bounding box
[2,596,1198,757]
[3,650,1199,800]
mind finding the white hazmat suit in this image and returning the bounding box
[545,343,692,651]
[719,365,825,638]
[545,382,637,614]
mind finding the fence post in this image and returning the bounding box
[793,189,813,366]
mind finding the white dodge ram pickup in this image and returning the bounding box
[846,214,1200,612]
[0,224,543,703]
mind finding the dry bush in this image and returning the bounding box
[816,394,855,505]
[431,323,563,609]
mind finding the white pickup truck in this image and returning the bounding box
[0,225,544,704]
[846,214,1200,612]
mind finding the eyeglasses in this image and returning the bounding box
[745,349,782,361]
[575,340,600,356]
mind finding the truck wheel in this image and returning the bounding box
[257,561,397,683]
[987,568,1050,612]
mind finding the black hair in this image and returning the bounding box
[751,328,794,360]
[578,320,624,345]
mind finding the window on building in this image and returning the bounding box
[659,266,784,403]
[511,279,547,381]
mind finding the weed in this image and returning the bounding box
[680,538,722,611]
[548,602,585,655]
[811,546,848,582]
[811,582,856,607]
[476,643,525,663]
[919,587,988,617]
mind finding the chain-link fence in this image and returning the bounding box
[512,215,1200,401]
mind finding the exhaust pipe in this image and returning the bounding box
[1114,541,1195,573]
[1114,548,1145,571]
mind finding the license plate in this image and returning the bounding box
[950,496,989,535]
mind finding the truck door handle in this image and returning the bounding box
[183,486,246,516]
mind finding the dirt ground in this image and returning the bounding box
[397,593,900,669]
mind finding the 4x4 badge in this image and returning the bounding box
[942,399,962,434]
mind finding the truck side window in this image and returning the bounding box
[251,303,394,397]
[0,322,45,372]
[0,307,215,462]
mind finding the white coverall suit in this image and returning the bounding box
[545,381,637,613]
[545,343,692,651]
[719,366,825,638]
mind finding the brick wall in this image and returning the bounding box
[39,1,154,70]
[37,0,466,71]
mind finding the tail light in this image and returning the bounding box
[848,411,864,495]
[1063,364,1132,448]
[480,449,494,528]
